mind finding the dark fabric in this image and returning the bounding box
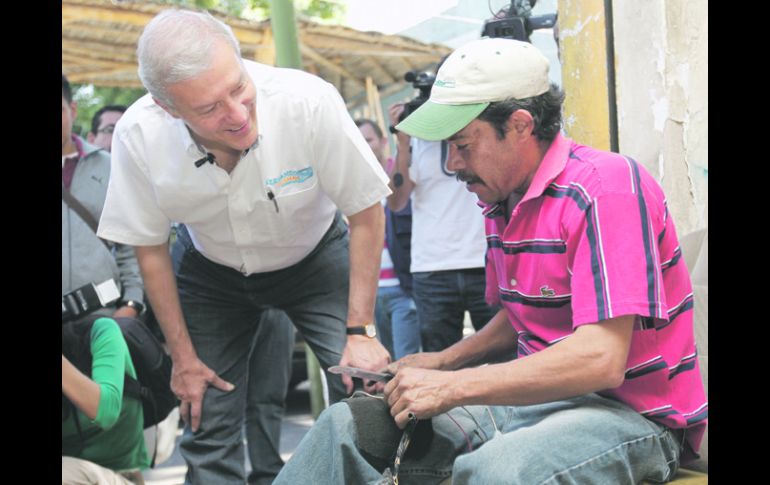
[344,394,402,471]
[385,201,413,297]
[62,184,100,236]
[343,392,435,473]
[62,156,79,190]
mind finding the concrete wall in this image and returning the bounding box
[558,0,612,151]
[613,0,708,234]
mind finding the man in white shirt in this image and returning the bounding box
[97,9,391,484]
[386,102,496,352]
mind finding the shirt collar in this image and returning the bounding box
[72,135,85,159]
[520,132,572,203]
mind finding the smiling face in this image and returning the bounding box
[160,39,258,156]
[446,112,539,205]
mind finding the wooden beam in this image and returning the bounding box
[365,77,387,146]
[300,44,362,87]
[361,56,396,84]
[63,1,267,45]
[66,64,138,81]
[253,26,275,65]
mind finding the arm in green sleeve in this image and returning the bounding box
[89,317,129,429]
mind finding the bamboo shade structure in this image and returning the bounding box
[62,0,451,109]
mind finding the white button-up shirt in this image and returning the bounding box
[98,61,391,273]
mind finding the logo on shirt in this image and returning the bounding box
[265,167,314,188]
[540,285,556,297]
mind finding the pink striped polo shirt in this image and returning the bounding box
[482,133,707,464]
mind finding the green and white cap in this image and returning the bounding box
[396,37,550,141]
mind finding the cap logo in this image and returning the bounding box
[435,79,455,88]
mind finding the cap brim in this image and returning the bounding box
[395,101,489,141]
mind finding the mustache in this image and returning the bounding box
[456,171,483,185]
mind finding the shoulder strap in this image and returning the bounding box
[123,373,160,467]
[62,183,110,249]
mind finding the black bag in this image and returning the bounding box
[114,317,179,429]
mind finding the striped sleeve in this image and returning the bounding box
[569,192,667,326]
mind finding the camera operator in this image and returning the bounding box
[62,74,145,321]
[387,71,497,353]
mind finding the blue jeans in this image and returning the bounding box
[171,214,350,485]
[375,285,420,360]
[274,393,682,485]
[412,268,497,352]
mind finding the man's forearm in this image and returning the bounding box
[450,315,636,408]
[438,308,518,370]
[386,137,414,212]
[114,243,144,304]
[135,244,196,362]
[346,203,385,326]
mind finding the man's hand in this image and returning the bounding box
[338,335,391,394]
[387,103,412,145]
[387,103,406,127]
[112,305,138,319]
[385,351,446,375]
[384,367,457,428]
[172,356,234,432]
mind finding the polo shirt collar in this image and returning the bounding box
[72,135,85,159]
[520,132,572,203]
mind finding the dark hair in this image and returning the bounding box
[62,74,72,103]
[354,118,383,139]
[477,84,564,142]
[90,105,127,135]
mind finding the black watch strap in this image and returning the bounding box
[123,300,146,315]
[346,323,376,338]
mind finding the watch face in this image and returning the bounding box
[365,324,376,338]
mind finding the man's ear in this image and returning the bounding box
[508,109,535,137]
[153,97,180,119]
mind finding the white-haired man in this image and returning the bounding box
[97,9,392,484]
[273,37,707,485]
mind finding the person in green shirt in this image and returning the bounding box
[62,317,150,484]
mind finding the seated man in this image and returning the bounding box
[274,38,707,485]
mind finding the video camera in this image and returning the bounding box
[481,0,556,42]
[400,70,436,121]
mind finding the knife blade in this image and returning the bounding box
[328,365,393,382]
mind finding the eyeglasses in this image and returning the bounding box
[97,124,116,135]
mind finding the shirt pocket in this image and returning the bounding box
[260,176,332,247]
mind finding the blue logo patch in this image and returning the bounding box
[266,167,314,188]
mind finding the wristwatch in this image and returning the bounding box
[346,322,377,338]
[122,300,146,316]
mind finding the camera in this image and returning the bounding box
[482,0,556,42]
[401,70,436,120]
[62,278,120,323]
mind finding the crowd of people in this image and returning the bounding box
[62,7,706,485]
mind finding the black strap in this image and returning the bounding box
[124,375,160,467]
[62,183,111,250]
